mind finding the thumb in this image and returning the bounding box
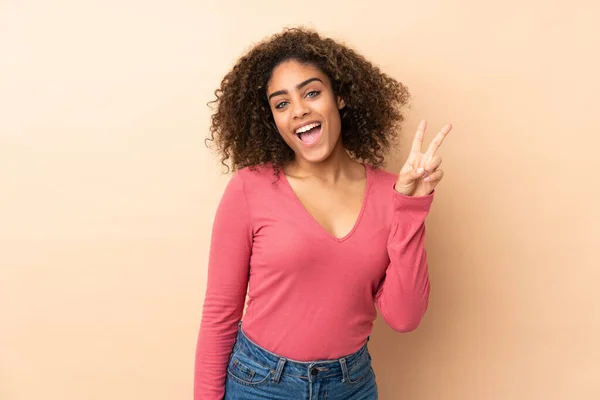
[394,165,424,195]
[396,164,423,187]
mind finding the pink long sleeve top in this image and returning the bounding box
[194,163,433,399]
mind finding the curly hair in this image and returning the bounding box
[205,27,411,174]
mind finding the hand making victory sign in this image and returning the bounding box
[394,120,452,197]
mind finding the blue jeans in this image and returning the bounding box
[224,323,378,399]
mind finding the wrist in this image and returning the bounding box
[393,183,414,196]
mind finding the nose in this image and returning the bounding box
[291,100,310,119]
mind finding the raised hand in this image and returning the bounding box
[394,120,452,197]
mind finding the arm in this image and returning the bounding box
[194,172,252,400]
[375,189,434,332]
[377,119,451,331]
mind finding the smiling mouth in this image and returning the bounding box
[295,122,322,144]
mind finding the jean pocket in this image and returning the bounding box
[227,351,272,387]
[344,353,373,385]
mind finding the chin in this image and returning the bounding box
[295,145,335,164]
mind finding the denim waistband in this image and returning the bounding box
[232,322,371,382]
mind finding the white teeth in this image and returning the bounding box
[295,122,321,134]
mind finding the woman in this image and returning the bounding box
[194,27,451,400]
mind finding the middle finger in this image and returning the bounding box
[425,124,452,157]
[424,155,442,173]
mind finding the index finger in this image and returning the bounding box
[425,123,452,157]
[410,120,427,154]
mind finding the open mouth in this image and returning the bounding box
[294,122,322,145]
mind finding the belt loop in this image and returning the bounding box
[272,358,286,383]
[339,357,349,383]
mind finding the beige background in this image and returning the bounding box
[1,1,599,399]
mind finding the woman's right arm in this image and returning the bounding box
[194,172,252,400]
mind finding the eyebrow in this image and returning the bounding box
[267,77,323,101]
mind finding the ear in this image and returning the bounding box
[337,96,345,110]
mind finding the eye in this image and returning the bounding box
[275,101,289,109]
[306,90,320,98]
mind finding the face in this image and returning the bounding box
[266,60,345,164]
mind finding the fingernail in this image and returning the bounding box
[417,167,424,174]
[424,177,430,182]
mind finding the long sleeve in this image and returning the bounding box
[375,189,434,332]
[194,172,253,400]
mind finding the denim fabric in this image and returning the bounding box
[224,323,378,400]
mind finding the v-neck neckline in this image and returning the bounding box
[279,163,372,243]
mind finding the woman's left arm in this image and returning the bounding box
[375,191,433,332]
[375,120,452,332]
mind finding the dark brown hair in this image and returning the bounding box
[206,27,410,173]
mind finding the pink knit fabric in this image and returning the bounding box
[194,163,433,399]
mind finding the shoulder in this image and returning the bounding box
[229,163,283,199]
[236,163,275,180]
[233,163,279,187]
[218,164,280,219]
[368,164,398,189]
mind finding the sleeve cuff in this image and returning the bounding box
[392,187,435,214]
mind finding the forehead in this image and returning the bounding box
[267,60,329,92]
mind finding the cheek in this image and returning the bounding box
[327,109,342,135]
[272,114,287,135]
[320,97,342,128]
[271,112,294,143]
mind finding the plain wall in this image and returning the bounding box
[1,1,599,399]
